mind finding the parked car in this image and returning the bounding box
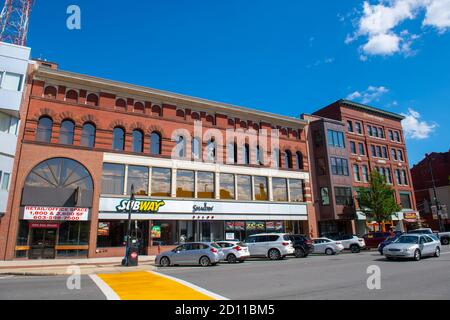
[288,234,313,258]
[311,238,344,255]
[363,231,403,248]
[378,232,404,254]
[244,233,294,260]
[156,242,223,267]
[216,241,250,263]
[409,228,450,245]
[328,234,366,253]
[383,234,441,261]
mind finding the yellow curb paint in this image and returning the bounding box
[97,271,215,300]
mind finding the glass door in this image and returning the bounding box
[29,228,57,259]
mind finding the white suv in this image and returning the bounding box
[245,233,295,260]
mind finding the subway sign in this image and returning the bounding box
[115,200,166,213]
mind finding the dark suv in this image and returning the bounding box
[288,234,313,258]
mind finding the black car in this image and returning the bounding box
[288,234,313,258]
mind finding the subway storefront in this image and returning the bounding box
[97,197,308,254]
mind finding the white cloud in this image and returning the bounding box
[346,86,389,104]
[347,0,450,57]
[401,108,437,139]
[306,57,335,68]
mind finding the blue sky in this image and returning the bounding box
[26,0,450,165]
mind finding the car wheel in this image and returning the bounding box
[294,248,306,258]
[413,249,421,261]
[159,256,170,267]
[441,238,449,245]
[434,247,441,258]
[350,244,361,253]
[268,248,281,260]
[227,254,237,264]
[199,256,211,267]
[325,248,334,255]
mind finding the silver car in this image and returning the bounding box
[156,242,224,267]
[383,234,441,261]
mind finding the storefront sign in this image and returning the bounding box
[403,212,417,220]
[151,225,161,238]
[29,222,59,229]
[97,222,110,236]
[115,200,166,213]
[226,232,235,240]
[24,206,89,221]
[192,202,214,213]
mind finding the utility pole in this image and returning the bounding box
[427,154,444,232]
[0,0,34,46]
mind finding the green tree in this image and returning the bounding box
[358,171,401,231]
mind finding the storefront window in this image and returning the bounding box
[101,163,125,195]
[246,221,265,237]
[152,220,177,245]
[97,220,127,247]
[220,173,235,199]
[266,221,284,233]
[289,179,304,202]
[254,176,268,201]
[151,167,171,197]
[58,221,90,245]
[225,221,246,241]
[127,165,148,195]
[237,175,252,200]
[176,170,194,198]
[197,171,215,199]
[272,178,288,202]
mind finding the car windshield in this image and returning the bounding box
[394,236,418,244]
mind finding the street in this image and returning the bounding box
[1,247,449,300]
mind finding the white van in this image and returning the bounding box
[245,233,295,260]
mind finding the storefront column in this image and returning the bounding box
[171,168,177,197]
[268,177,273,201]
[215,172,220,200]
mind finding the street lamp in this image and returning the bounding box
[122,184,135,266]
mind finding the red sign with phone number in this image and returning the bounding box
[24,206,89,221]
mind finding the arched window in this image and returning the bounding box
[191,112,200,121]
[272,148,280,168]
[296,151,304,170]
[36,116,53,143]
[58,120,75,145]
[151,105,161,116]
[115,98,127,112]
[227,143,236,164]
[86,93,99,106]
[134,102,144,113]
[24,158,93,207]
[80,123,96,147]
[65,90,78,103]
[150,132,161,155]
[176,136,186,158]
[256,146,264,165]
[192,138,201,160]
[132,129,144,153]
[284,150,293,169]
[243,144,250,165]
[112,127,125,150]
[206,139,216,162]
[176,109,185,118]
[44,86,57,99]
[206,115,214,124]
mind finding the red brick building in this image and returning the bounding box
[310,99,418,235]
[411,151,450,231]
[0,61,316,260]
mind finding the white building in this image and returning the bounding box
[0,42,31,217]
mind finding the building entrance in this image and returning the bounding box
[29,228,57,259]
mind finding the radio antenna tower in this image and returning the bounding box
[0,0,35,46]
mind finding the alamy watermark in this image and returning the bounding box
[366,265,381,290]
[66,5,81,30]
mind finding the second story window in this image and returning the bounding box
[398,149,404,161]
[0,71,23,91]
[132,129,144,153]
[347,120,353,132]
[112,127,125,151]
[296,152,304,170]
[150,132,161,155]
[327,129,345,148]
[350,141,356,154]
[358,143,365,155]
[80,123,96,148]
[388,130,394,141]
[36,116,53,143]
[362,165,369,182]
[353,164,361,182]
[394,131,400,142]
[58,120,75,145]
[355,122,362,134]
[330,157,349,176]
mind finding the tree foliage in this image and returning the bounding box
[358,171,401,230]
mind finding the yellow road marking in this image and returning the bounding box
[97,271,215,300]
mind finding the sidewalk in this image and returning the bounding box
[0,256,157,276]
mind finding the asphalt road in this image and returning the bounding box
[1,247,449,300]
[0,275,107,300]
[157,246,450,300]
